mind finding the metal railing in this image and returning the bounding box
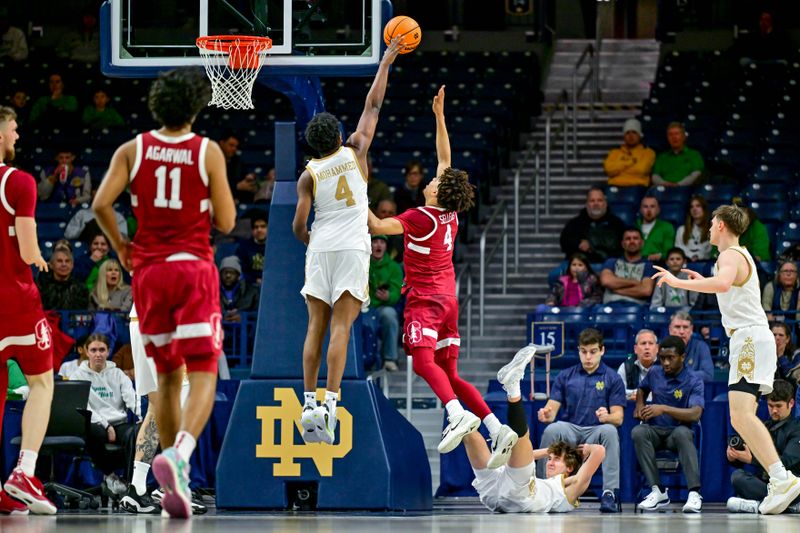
[571,43,597,161]
[478,201,509,335]
[455,262,473,359]
[544,89,570,218]
[513,142,542,271]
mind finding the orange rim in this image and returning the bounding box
[196,35,272,69]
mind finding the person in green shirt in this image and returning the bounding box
[81,88,125,130]
[652,122,704,187]
[636,194,676,262]
[710,204,772,262]
[366,235,403,371]
[7,360,29,401]
[29,73,79,126]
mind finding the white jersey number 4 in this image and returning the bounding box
[443,224,453,251]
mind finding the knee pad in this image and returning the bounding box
[506,400,529,438]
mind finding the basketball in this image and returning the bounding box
[383,16,422,54]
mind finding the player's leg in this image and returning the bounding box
[303,296,332,392]
[0,361,26,516]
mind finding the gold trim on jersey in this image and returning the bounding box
[736,335,756,382]
[729,247,752,288]
[347,147,369,184]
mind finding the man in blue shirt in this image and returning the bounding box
[633,335,704,513]
[668,310,714,382]
[599,227,656,305]
[537,328,626,512]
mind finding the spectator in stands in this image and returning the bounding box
[37,246,89,310]
[771,322,800,387]
[726,379,800,514]
[71,334,140,496]
[603,118,655,187]
[675,195,712,261]
[651,248,698,310]
[8,88,29,126]
[762,259,800,321]
[236,211,267,285]
[0,8,27,62]
[652,122,704,187]
[737,204,771,262]
[537,328,625,513]
[668,311,713,382]
[56,6,100,63]
[81,88,125,130]
[38,148,91,205]
[65,202,128,242]
[220,133,257,203]
[633,335,704,513]
[74,232,111,289]
[367,154,392,210]
[375,198,403,262]
[544,252,602,307]
[732,9,791,66]
[637,194,675,262]
[394,159,426,214]
[599,227,656,305]
[89,259,133,313]
[560,186,626,263]
[59,334,89,378]
[254,167,276,204]
[618,329,658,400]
[365,235,403,371]
[219,256,259,323]
[29,73,79,130]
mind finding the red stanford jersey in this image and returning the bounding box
[0,164,41,304]
[396,206,458,295]
[129,131,214,269]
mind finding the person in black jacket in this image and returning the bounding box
[560,186,626,263]
[726,379,800,513]
[37,246,89,310]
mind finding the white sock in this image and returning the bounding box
[174,431,197,463]
[505,381,521,400]
[445,399,464,418]
[17,450,38,477]
[303,392,317,408]
[769,461,789,482]
[132,461,150,496]
[324,390,338,416]
[483,413,502,435]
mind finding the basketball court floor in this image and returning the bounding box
[0,500,793,533]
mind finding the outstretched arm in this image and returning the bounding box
[652,249,738,294]
[346,38,402,156]
[432,85,451,177]
[367,209,404,236]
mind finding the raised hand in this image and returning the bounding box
[382,36,403,65]
[651,265,677,288]
[681,268,705,280]
[432,85,445,117]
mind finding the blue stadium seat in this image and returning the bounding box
[751,164,794,184]
[643,308,672,341]
[775,240,797,258]
[693,183,739,205]
[604,186,646,205]
[590,304,644,356]
[741,183,786,203]
[534,306,591,354]
[749,201,788,224]
[38,221,66,241]
[658,203,685,228]
[35,203,73,222]
[647,185,691,206]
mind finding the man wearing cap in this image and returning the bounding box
[652,122,705,187]
[219,256,259,323]
[365,235,403,371]
[603,118,656,187]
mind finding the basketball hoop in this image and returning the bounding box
[196,35,272,110]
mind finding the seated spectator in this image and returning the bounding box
[375,198,403,262]
[599,227,656,305]
[219,256,259,323]
[81,88,125,130]
[236,211,267,285]
[537,328,625,513]
[762,259,800,321]
[70,334,140,494]
[38,148,91,205]
[0,8,28,62]
[364,235,403,371]
[8,88,29,126]
[651,248,698,310]
[603,118,655,187]
[59,334,89,378]
[74,232,112,289]
[771,322,800,387]
[220,133,257,203]
[544,252,602,307]
[253,167,276,204]
[637,194,675,262]
[652,122,704,187]
[367,154,392,210]
[89,259,132,312]
[618,329,659,399]
[560,186,626,263]
[732,9,791,66]
[394,159,425,214]
[29,73,79,130]
[675,194,712,261]
[6,360,29,400]
[668,311,713,382]
[738,205,771,262]
[65,203,128,241]
[37,246,89,310]
[633,335,704,512]
[55,7,100,63]
[726,380,800,514]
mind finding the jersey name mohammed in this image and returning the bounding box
[129,131,214,269]
[0,164,42,304]
[306,146,369,253]
[397,206,457,295]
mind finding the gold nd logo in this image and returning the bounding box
[595,381,605,391]
[255,388,353,477]
[673,389,683,400]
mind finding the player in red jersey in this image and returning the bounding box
[0,106,57,515]
[93,69,236,519]
[367,87,518,467]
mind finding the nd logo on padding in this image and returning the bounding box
[255,388,353,476]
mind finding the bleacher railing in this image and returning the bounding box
[479,201,509,336]
[571,43,597,161]
[455,262,473,359]
[513,141,541,264]
[544,89,569,208]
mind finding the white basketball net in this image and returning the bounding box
[197,37,271,110]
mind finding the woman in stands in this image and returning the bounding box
[89,258,132,312]
[771,322,800,386]
[674,194,711,261]
[544,252,602,307]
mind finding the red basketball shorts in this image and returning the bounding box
[132,259,222,374]
[0,305,54,376]
[402,290,461,354]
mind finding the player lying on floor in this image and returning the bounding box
[463,344,606,513]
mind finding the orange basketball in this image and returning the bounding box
[383,16,422,54]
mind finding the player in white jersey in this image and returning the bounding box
[465,345,605,513]
[292,37,402,444]
[652,204,800,514]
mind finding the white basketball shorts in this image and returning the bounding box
[300,250,370,307]
[728,324,777,395]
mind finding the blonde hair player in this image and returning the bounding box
[652,204,800,514]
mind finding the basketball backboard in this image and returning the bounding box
[100,0,391,78]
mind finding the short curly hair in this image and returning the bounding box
[148,68,211,129]
[436,167,474,213]
[547,441,583,475]
[305,112,341,155]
